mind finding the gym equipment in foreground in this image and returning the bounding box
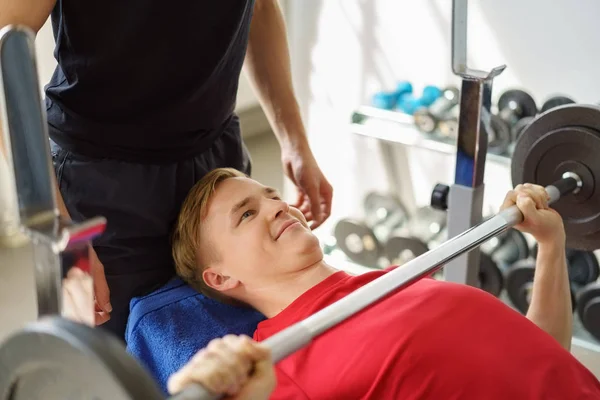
[0,24,106,319]
[334,192,409,267]
[3,1,600,397]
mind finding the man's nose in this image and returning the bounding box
[271,198,290,219]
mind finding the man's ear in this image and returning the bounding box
[202,267,240,292]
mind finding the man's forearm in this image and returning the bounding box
[526,240,572,350]
[244,0,308,152]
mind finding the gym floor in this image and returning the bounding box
[0,126,599,379]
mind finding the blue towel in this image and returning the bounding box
[125,277,265,394]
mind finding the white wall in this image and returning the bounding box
[285,0,600,233]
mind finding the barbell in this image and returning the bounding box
[2,102,600,399]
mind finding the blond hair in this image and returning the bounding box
[172,168,247,304]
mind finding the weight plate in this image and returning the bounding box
[505,260,536,314]
[405,206,447,243]
[576,283,600,342]
[567,250,600,286]
[438,117,458,139]
[512,116,535,142]
[489,115,511,155]
[363,192,408,228]
[540,96,575,114]
[333,218,381,267]
[498,89,538,119]
[489,228,530,267]
[414,109,438,134]
[511,104,600,251]
[478,252,504,297]
[0,317,164,400]
[383,235,429,266]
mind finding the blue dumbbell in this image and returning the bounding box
[371,91,398,110]
[397,85,442,115]
[371,81,413,110]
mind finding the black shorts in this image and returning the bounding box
[51,116,252,341]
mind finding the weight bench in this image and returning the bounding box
[125,277,265,394]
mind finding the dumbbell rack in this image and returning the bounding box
[346,105,600,354]
[336,0,600,356]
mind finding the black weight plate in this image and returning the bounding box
[505,260,536,314]
[384,235,429,266]
[490,228,530,267]
[333,218,381,267]
[405,206,447,243]
[489,115,511,155]
[478,252,504,297]
[498,89,538,119]
[540,96,575,113]
[567,250,600,286]
[512,116,535,142]
[511,104,600,251]
[576,283,600,342]
[363,192,408,228]
[0,317,164,400]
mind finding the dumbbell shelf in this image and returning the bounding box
[348,107,600,355]
[351,106,512,167]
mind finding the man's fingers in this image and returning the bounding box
[293,190,305,208]
[320,182,333,220]
[500,189,518,211]
[516,195,537,217]
[95,311,111,325]
[92,263,112,313]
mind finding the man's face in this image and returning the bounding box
[201,177,323,295]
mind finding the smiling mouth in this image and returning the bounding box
[277,221,300,240]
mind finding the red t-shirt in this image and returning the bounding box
[253,268,600,399]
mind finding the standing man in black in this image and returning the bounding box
[1,0,333,340]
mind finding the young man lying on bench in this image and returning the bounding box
[163,168,600,399]
[64,168,600,399]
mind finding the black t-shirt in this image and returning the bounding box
[45,0,255,162]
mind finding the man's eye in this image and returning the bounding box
[272,196,281,201]
[241,210,255,221]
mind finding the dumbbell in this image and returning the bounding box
[333,192,409,268]
[511,116,535,143]
[380,206,446,267]
[413,86,460,134]
[488,114,513,155]
[371,81,413,110]
[383,235,429,266]
[496,89,538,142]
[434,108,511,155]
[397,85,442,115]
[426,226,505,297]
[506,249,599,314]
[540,95,575,114]
[481,228,530,269]
[576,282,600,342]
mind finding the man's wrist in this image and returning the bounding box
[536,234,567,255]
